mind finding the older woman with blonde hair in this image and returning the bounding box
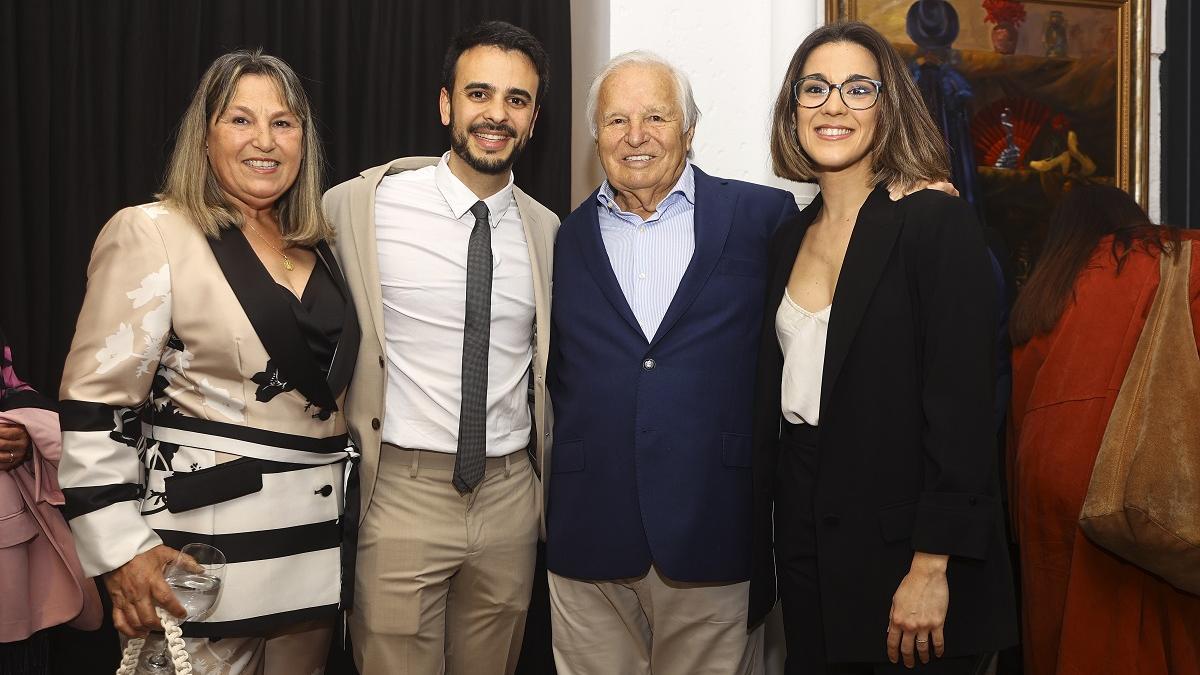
[58,49,359,673]
[748,21,1017,674]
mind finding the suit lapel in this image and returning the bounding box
[648,168,735,348]
[513,187,551,356]
[315,240,360,400]
[348,163,392,356]
[765,194,823,350]
[576,188,645,339]
[207,227,338,412]
[820,185,902,411]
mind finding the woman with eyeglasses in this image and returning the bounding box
[747,22,1018,674]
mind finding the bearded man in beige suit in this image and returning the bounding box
[322,21,558,675]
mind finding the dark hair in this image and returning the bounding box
[441,21,550,106]
[1011,183,1182,345]
[770,22,948,188]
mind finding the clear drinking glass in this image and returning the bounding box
[141,544,226,673]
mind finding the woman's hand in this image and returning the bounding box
[103,545,188,637]
[888,181,961,201]
[0,423,30,471]
[886,551,950,668]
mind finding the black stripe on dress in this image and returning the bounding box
[155,519,341,564]
[61,483,142,519]
[145,410,348,453]
[59,400,121,431]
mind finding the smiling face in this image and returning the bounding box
[440,45,540,177]
[794,42,880,180]
[206,74,303,214]
[595,63,694,212]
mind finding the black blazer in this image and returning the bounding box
[748,186,1018,661]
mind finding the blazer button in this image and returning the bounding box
[371,418,381,430]
[821,513,840,527]
[378,355,385,368]
[642,358,657,371]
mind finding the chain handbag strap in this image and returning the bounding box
[115,607,194,675]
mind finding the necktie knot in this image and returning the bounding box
[470,200,490,223]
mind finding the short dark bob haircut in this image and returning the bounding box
[770,21,949,189]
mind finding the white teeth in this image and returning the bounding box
[817,128,852,138]
[245,159,279,168]
[476,133,506,141]
[625,155,652,161]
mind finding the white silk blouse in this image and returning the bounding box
[776,289,831,426]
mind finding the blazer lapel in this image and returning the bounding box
[765,194,823,349]
[648,168,735,348]
[347,163,393,356]
[315,240,360,400]
[208,227,338,412]
[820,185,902,411]
[576,188,645,340]
[513,187,552,359]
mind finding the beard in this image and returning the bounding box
[449,111,528,175]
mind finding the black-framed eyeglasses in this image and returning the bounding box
[792,76,884,110]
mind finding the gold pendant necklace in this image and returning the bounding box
[244,222,295,271]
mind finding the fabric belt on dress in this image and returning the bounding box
[140,411,360,609]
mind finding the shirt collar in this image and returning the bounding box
[435,152,515,226]
[597,162,696,215]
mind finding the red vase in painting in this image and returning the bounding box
[992,22,1019,54]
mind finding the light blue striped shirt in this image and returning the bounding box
[597,163,697,340]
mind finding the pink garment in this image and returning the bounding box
[0,406,103,642]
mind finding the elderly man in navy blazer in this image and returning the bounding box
[546,51,800,675]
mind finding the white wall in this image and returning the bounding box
[1149,0,1165,222]
[570,0,824,209]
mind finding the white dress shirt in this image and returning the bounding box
[776,290,830,426]
[374,153,534,456]
[596,163,696,340]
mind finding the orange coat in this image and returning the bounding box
[1010,232,1200,675]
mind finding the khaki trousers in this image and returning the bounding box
[350,446,539,675]
[549,566,765,675]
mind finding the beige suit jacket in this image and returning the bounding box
[323,156,558,537]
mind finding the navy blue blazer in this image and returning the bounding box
[546,167,799,582]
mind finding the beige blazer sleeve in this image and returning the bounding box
[58,206,171,576]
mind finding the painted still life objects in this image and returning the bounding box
[982,0,1027,54]
[1030,131,1096,177]
[995,108,1021,169]
[1044,10,1068,58]
[973,97,1050,169]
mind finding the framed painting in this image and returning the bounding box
[826,0,1149,281]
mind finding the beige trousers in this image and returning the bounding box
[129,620,333,675]
[350,446,539,675]
[549,566,765,675]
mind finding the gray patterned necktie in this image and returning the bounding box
[453,200,492,494]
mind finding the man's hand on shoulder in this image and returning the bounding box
[889,181,960,201]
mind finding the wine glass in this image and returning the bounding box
[165,543,225,620]
[141,544,225,673]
